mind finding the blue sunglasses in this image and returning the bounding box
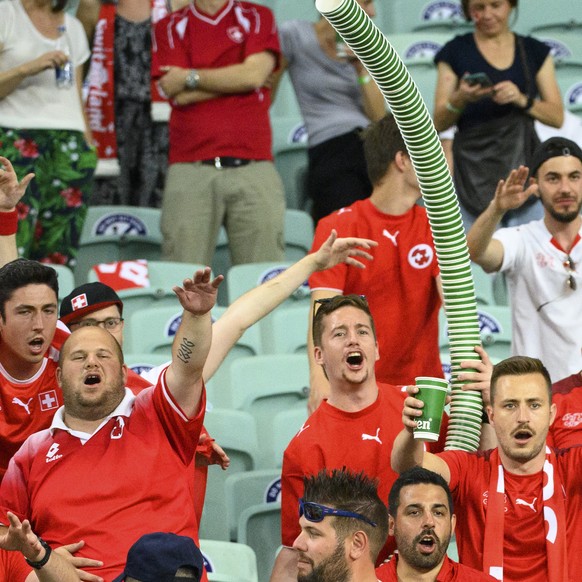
[299,498,377,527]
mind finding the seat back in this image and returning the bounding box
[52,264,76,301]
[381,0,471,34]
[199,409,259,541]
[264,304,309,355]
[237,502,282,582]
[200,540,258,582]
[76,206,162,284]
[477,305,513,362]
[224,469,282,541]
[271,407,309,469]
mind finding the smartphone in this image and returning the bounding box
[462,72,493,88]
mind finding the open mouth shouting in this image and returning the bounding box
[512,426,534,446]
[416,530,438,555]
[84,373,102,386]
[346,351,364,368]
[28,336,46,355]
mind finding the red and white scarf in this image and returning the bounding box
[482,446,568,581]
[84,0,169,160]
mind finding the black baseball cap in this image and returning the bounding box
[530,137,582,177]
[59,282,123,325]
[112,532,204,582]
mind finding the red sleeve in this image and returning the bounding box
[0,440,36,524]
[280,442,306,547]
[151,11,191,79]
[0,551,31,582]
[244,6,280,62]
[308,218,348,292]
[149,369,206,466]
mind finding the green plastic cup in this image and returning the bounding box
[413,377,449,442]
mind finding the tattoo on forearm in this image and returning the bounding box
[177,338,195,364]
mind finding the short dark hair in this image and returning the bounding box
[303,468,388,562]
[461,0,517,20]
[0,258,59,319]
[388,466,453,517]
[52,0,69,12]
[312,295,376,347]
[363,114,408,187]
[490,356,552,404]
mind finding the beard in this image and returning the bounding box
[394,527,450,572]
[61,371,126,421]
[542,197,582,224]
[297,541,350,582]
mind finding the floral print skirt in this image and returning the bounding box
[0,127,97,268]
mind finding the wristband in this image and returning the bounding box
[481,409,490,424]
[25,538,52,570]
[358,74,371,85]
[0,209,18,236]
[445,101,464,114]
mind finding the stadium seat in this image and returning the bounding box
[124,353,169,377]
[514,0,582,35]
[88,260,206,326]
[200,540,258,582]
[52,264,75,301]
[477,305,512,362]
[264,303,309,355]
[237,502,282,582]
[228,354,309,468]
[539,32,582,66]
[125,305,182,355]
[226,261,309,306]
[405,61,439,118]
[380,0,471,35]
[75,205,162,285]
[554,61,582,113]
[386,32,454,63]
[224,469,281,541]
[272,0,317,23]
[270,74,303,121]
[271,407,309,469]
[199,409,260,541]
[470,262,496,305]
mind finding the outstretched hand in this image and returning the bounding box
[0,512,43,560]
[313,230,377,272]
[54,540,104,582]
[492,165,538,213]
[173,267,223,316]
[0,157,34,211]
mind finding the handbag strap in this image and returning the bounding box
[516,34,534,98]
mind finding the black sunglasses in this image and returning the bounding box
[299,498,377,527]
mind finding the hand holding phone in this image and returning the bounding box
[462,72,493,88]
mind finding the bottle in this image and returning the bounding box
[55,25,73,89]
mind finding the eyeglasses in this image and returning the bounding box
[69,317,124,331]
[564,255,577,291]
[299,498,377,527]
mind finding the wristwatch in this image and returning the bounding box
[25,537,52,570]
[185,69,200,90]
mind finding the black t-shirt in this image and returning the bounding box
[434,33,550,130]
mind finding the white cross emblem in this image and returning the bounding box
[71,293,88,311]
[39,391,58,411]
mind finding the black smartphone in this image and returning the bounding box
[462,72,493,88]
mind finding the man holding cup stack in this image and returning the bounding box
[392,355,582,582]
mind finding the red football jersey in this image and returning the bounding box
[550,374,582,449]
[152,0,280,163]
[0,549,31,582]
[0,371,206,582]
[309,200,442,385]
[439,447,582,582]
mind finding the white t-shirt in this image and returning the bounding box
[0,0,89,131]
[494,220,582,381]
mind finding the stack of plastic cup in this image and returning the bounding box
[316,0,483,451]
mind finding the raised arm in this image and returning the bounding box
[0,513,80,582]
[204,230,376,381]
[165,268,222,417]
[0,157,34,267]
[390,385,450,481]
[467,165,538,272]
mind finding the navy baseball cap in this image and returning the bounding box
[530,137,582,177]
[59,282,123,325]
[112,532,204,582]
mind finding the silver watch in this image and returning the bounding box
[185,69,200,90]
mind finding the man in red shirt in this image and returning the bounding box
[271,295,447,582]
[549,367,582,449]
[307,115,443,412]
[377,466,495,582]
[0,267,219,581]
[393,356,582,582]
[152,0,285,267]
[292,468,388,582]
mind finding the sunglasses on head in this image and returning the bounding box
[299,498,377,527]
